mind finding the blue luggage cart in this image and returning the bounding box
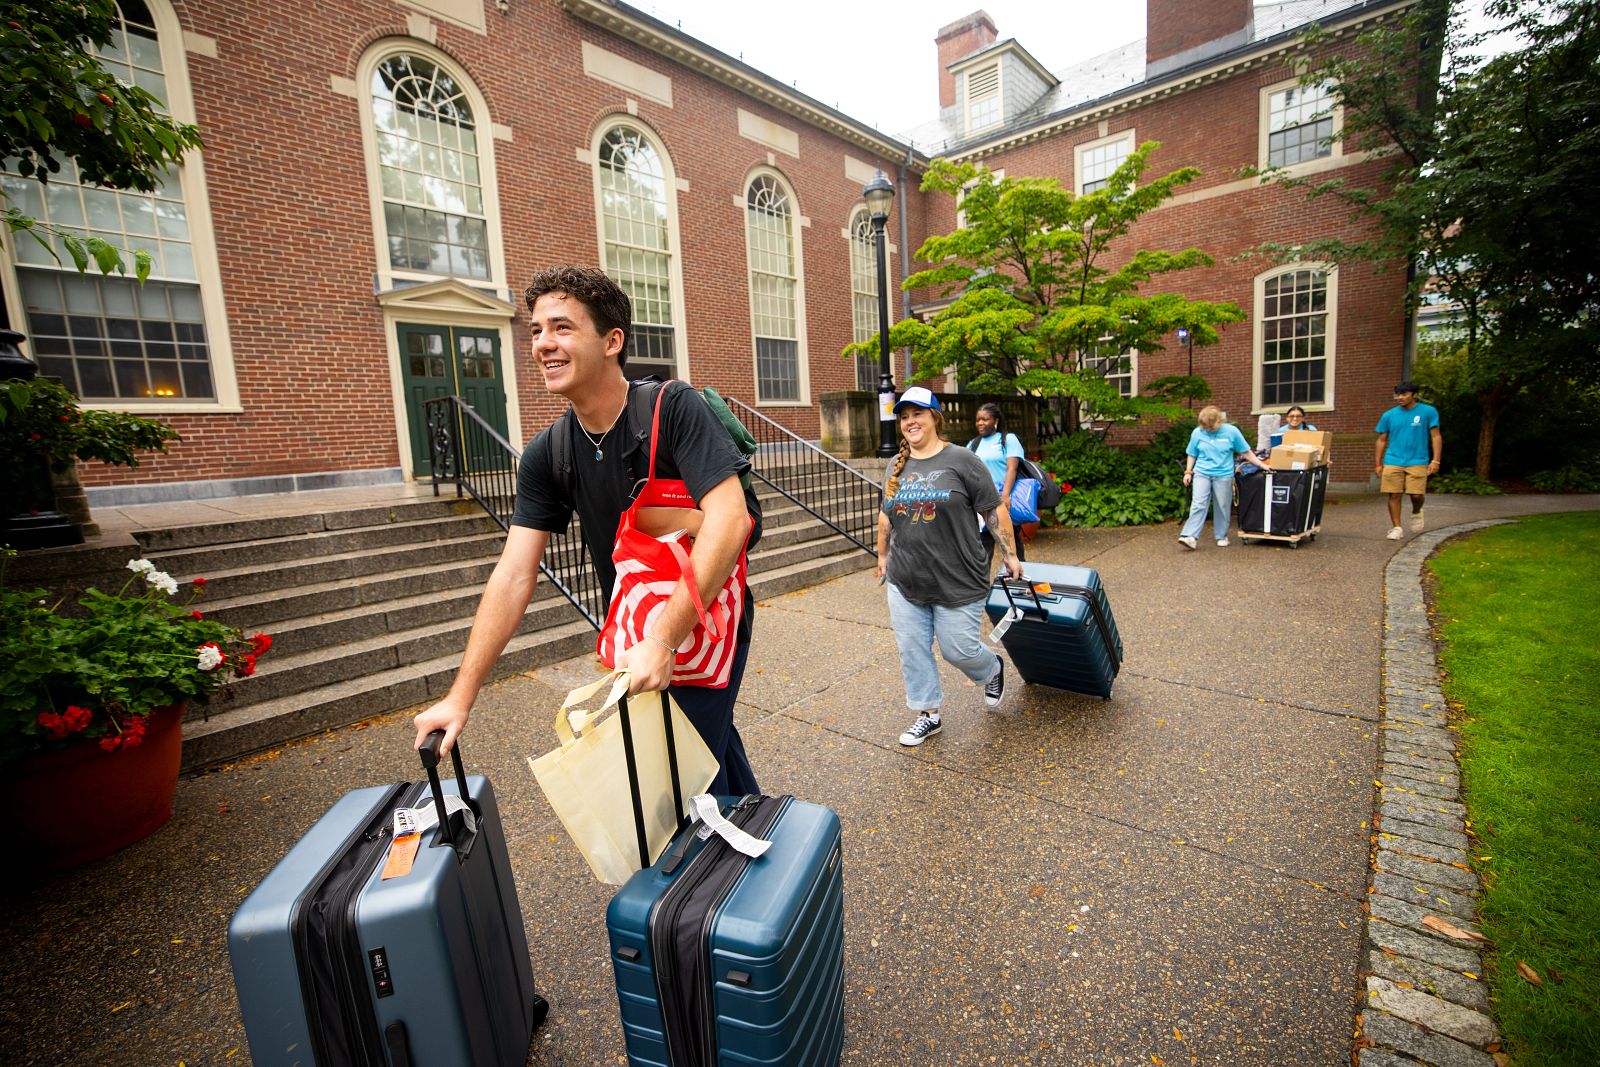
[603,693,845,1066]
[228,737,546,1066]
[984,562,1123,699]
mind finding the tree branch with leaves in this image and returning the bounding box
[1,0,204,281]
[846,147,1244,430]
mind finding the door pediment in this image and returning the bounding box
[377,279,518,323]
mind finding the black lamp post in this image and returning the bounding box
[864,171,897,458]
[1178,327,1194,409]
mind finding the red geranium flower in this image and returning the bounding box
[193,577,207,586]
[250,632,272,654]
[191,610,204,620]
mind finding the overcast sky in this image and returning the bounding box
[627,0,1512,139]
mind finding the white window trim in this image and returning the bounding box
[0,0,241,413]
[964,61,1003,136]
[742,166,809,407]
[1073,128,1136,197]
[587,113,690,382]
[1252,261,1338,414]
[954,168,1004,230]
[1080,343,1139,425]
[1258,76,1343,176]
[374,281,520,480]
[356,38,510,294]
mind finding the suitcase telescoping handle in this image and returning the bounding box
[617,690,687,871]
[419,730,472,848]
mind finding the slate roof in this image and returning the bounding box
[894,0,1393,154]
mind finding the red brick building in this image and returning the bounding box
[1,0,1421,500]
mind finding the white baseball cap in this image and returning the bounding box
[892,386,941,413]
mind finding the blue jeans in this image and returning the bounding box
[669,625,758,796]
[886,583,1001,712]
[1181,473,1233,540]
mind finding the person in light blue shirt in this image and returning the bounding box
[967,402,1028,563]
[1179,406,1257,549]
[1374,381,1442,540]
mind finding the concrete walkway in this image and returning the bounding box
[2,490,1594,1065]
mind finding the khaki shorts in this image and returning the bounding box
[1381,465,1430,494]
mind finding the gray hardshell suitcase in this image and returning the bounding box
[228,737,546,1066]
[984,562,1123,699]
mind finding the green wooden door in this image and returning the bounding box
[399,323,509,476]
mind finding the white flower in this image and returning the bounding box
[145,570,179,596]
[196,643,224,671]
[127,558,155,574]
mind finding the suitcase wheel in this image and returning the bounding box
[1290,540,1299,549]
[532,994,550,1030]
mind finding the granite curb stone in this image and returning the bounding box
[1357,520,1512,1067]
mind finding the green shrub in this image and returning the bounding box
[1429,470,1504,495]
[1040,431,1124,487]
[1528,453,1600,493]
[1053,483,1186,527]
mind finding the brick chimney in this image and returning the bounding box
[936,11,998,109]
[1146,0,1254,78]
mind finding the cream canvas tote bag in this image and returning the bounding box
[529,670,719,885]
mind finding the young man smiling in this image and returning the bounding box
[1375,380,1442,540]
[413,266,761,795]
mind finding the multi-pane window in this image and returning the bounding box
[1260,269,1329,405]
[372,54,489,279]
[966,64,1000,132]
[1079,137,1131,194]
[7,0,216,401]
[746,175,800,402]
[1267,83,1335,167]
[598,125,675,376]
[850,210,879,389]
[1080,340,1135,422]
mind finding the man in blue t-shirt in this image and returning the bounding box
[1374,381,1442,540]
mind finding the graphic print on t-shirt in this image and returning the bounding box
[890,470,956,524]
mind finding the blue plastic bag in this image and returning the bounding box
[1008,478,1041,524]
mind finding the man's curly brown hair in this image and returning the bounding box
[523,266,633,369]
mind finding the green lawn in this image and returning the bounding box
[1428,512,1600,1066]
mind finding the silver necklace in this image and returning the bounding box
[576,407,623,460]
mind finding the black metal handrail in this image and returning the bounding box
[423,396,605,628]
[721,395,883,556]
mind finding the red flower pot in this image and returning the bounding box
[7,703,184,873]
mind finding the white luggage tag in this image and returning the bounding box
[688,794,772,859]
[396,793,476,838]
[988,605,1023,645]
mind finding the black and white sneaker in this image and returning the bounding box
[898,714,942,747]
[984,659,1006,707]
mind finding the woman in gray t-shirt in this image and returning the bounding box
[876,387,1023,747]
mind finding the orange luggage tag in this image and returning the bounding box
[381,806,422,880]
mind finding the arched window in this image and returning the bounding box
[2,0,233,406]
[849,208,879,389]
[595,123,680,379]
[746,172,804,403]
[371,52,489,280]
[1255,265,1336,410]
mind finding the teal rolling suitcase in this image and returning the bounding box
[228,736,546,1065]
[985,562,1123,699]
[603,694,845,1066]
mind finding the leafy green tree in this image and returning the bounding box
[845,147,1244,430]
[1257,0,1600,477]
[1,0,203,279]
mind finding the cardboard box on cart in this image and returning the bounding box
[1282,429,1332,464]
[1268,443,1323,470]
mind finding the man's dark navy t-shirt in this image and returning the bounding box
[510,380,760,639]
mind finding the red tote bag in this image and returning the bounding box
[596,384,753,688]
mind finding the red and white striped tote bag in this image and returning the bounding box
[596,384,752,688]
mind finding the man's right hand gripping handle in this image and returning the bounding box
[413,695,471,756]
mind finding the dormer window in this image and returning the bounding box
[966,63,1000,132]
